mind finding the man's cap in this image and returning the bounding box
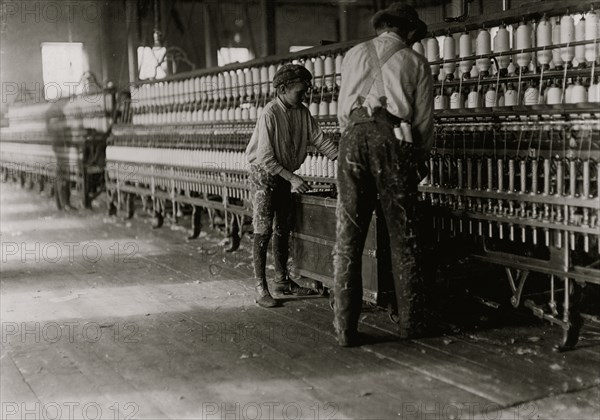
[272,64,313,89]
[372,2,427,42]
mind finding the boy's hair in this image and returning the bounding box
[272,64,312,90]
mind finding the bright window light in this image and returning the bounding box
[41,42,87,98]
[289,46,313,53]
[217,48,254,67]
[138,46,167,80]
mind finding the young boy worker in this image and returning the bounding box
[246,64,339,308]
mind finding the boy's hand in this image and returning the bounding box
[290,175,311,193]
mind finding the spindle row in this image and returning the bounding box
[110,121,339,150]
[132,53,343,106]
[421,114,599,254]
[106,147,338,180]
[423,154,599,248]
[435,76,600,109]
[62,93,113,132]
[132,98,340,125]
[422,8,599,81]
[128,8,600,126]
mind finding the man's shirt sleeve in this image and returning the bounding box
[309,115,338,160]
[337,48,357,134]
[412,59,434,158]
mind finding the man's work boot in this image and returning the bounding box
[273,279,291,295]
[255,278,279,308]
[290,281,318,296]
[274,279,317,296]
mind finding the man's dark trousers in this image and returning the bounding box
[333,108,426,338]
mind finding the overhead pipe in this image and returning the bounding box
[445,0,473,23]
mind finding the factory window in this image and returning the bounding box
[41,42,88,99]
[217,48,254,67]
[138,46,168,80]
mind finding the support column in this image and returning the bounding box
[126,0,138,85]
[260,0,276,57]
[203,3,217,68]
[338,2,358,42]
[159,0,172,75]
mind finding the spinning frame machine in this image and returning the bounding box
[0,86,115,209]
[106,48,345,240]
[0,0,589,348]
[108,1,600,349]
[419,1,600,350]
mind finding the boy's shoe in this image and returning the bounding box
[255,290,279,308]
[255,279,279,308]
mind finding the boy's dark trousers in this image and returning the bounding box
[249,167,293,294]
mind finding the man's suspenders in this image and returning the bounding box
[358,39,407,102]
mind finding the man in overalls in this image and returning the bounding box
[334,3,433,346]
[246,64,339,308]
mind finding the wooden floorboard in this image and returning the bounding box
[6,343,121,418]
[2,184,599,420]
[0,347,41,409]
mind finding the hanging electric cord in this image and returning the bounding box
[149,0,196,74]
[244,1,258,59]
[153,0,162,46]
[183,1,198,65]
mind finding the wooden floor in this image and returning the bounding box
[1,184,599,420]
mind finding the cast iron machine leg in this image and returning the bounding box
[125,193,135,219]
[152,198,164,229]
[188,205,203,240]
[226,214,241,252]
[556,277,583,352]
